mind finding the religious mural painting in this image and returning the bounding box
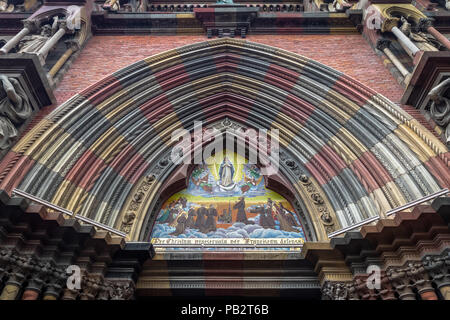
[151,152,306,250]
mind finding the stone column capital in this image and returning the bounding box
[418,18,434,33]
[79,274,104,300]
[376,38,392,51]
[65,39,80,52]
[22,19,40,33]
[386,267,416,300]
[381,17,399,33]
[58,20,74,34]
[423,253,450,289]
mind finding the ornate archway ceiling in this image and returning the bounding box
[1,39,448,241]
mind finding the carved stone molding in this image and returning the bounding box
[321,281,356,300]
[120,174,156,233]
[423,251,450,289]
[0,249,68,299]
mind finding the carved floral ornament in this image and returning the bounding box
[0,248,136,300]
[322,254,450,300]
[118,119,337,241]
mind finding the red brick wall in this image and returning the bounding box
[55,35,404,105]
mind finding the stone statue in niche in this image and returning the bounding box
[327,0,351,13]
[102,0,147,12]
[428,78,450,146]
[0,0,14,12]
[430,0,450,11]
[0,75,32,149]
[102,0,120,11]
[399,16,440,52]
[17,17,58,61]
[0,0,40,13]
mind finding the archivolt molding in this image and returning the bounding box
[0,38,447,242]
[120,118,337,241]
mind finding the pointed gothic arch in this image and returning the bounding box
[1,38,447,241]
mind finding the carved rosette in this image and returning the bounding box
[381,17,399,33]
[118,153,171,238]
[280,150,339,239]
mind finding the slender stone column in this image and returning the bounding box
[407,263,438,300]
[379,272,396,300]
[62,288,79,300]
[37,21,68,65]
[22,289,40,300]
[376,39,411,83]
[21,277,44,300]
[423,254,450,300]
[390,26,421,58]
[387,268,416,300]
[419,18,450,51]
[0,273,25,300]
[0,20,38,55]
[0,283,21,300]
[49,40,79,78]
[416,275,439,300]
[440,286,450,300]
[43,269,69,300]
[42,283,63,300]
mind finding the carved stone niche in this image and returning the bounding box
[0,53,55,152]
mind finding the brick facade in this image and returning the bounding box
[54,35,405,106]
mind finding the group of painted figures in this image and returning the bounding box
[157,197,219,236]
[158,196,300,237]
